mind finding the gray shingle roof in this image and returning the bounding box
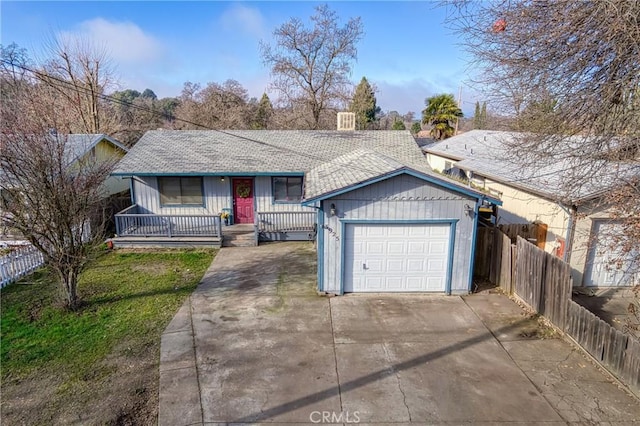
[424,130,639,203]
[304,149,406,200]
[113,129,501,202]
[112,130,427,175]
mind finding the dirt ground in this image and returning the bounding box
[1,336,160,425]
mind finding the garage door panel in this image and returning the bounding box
[429,226,449,237]
[427,276,445,291]
[429,241,447,254]
[387,226,406,237]
[365,241,385,255]
[365,226,386,237]
[387,241,405,254]
[344,223,451,293]
[406,259,426,272]
[386,277,403,290]
[406,276,425,290]
[365,277,384,290]
[427,258,446,272]
[387,259,405,272]
[407,241,426,253]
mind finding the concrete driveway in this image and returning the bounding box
[159,242,640,425]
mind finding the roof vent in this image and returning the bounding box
[337,112,356,131]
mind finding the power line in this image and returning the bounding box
[3,57,614,203]
[0,59,216,130]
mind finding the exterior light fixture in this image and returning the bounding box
[330,203,337,216]
[464,204,474,216]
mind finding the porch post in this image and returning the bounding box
[217,216,223,238]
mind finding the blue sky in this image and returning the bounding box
[1,1,479,116]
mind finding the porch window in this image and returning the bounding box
[273,177,303,203]
[158,177,204,206]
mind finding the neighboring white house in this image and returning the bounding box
[421,130,639,288]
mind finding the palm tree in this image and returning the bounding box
[421,94,463,140]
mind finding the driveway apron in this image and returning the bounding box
[158,242,640,425]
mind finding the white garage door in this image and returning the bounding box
[344,223,451,293]
[584,221,636,287]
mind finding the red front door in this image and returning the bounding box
[232,178,254,224]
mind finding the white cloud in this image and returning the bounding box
[218,4,267,39]
[58,18,164,64]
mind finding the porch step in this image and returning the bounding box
[222,224,256,247]
[222,232,256,247]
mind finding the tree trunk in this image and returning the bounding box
[60,268,79,310]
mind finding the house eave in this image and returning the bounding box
[302,168,502,206]
[111,171,306,177]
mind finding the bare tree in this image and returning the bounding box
[39,36,117,134]
[260,5,364,129]
[447,0,640,277]
[1,83,115,310]
[173,80,252,129]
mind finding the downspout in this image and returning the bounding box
[316,202,325,293]
[560,203,578,263]
[128,177,135,205]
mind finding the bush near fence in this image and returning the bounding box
[481,230,640,396]
[0,245,45,288]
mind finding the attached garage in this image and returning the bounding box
[302,149,501,295]
[343,222,453,293]
[584,221,636,287]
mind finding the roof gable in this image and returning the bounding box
[303,155,501,205]
[65,134,128,164]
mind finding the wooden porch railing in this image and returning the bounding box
[256,211,316,233]
[115,205,222,238]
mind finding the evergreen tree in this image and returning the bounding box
[411,121,422,134]
[349,77,377,130]
[392,119,406,130]
[253,93,273,129]
[474,101,488,129]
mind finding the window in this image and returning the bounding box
[273,177,303,202]
[158,177,204,206]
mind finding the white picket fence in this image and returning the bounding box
[0,244,45,288]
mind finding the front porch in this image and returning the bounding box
[112,206,316,248]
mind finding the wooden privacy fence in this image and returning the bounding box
[489,233,640,395]
[566,300,640,391]
[514,236,572,329]
[0,244,45,288]
[498,222,547,249]
[475,227,514,294]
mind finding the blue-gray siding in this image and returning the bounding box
[320,174,476,294]
[132,176,315,216]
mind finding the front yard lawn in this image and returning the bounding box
[1,249,215,425]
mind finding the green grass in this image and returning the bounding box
[1,250,215,383]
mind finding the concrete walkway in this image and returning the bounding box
[158,242,640,425]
